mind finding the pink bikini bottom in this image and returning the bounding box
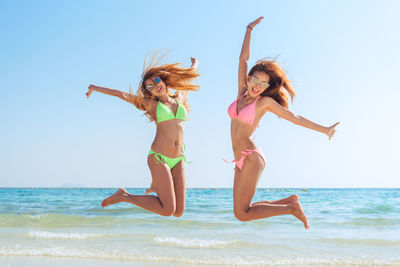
[224,147,266,170]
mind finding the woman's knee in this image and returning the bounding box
[234,207,250,222]
[173,206,184,217]
[160,207,175,217]
[160,203,176,217]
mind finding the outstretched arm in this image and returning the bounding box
[238,16,264,98]
[86,84,137,104]
[263,97,340,140]
[177,57,198,102]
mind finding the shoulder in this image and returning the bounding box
[174,92,182,100]
[259,96,282,112]
[175,91,188,102]
[173,90,189,100]
[259,96,275,107]
[142,97,157,111]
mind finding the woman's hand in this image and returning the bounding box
[86,84,96,98]
[248,16,264,30]
[190,57,198,69]
[326,122,340,140]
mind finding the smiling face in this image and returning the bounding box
[144,76,167,97]
[246,71,270,97]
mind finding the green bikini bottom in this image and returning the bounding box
[148,149,190,169]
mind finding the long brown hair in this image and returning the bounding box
[248,59,296,108]
[131,52,200,121]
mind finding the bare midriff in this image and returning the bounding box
[230,119,257,160]
[151,120,185,158]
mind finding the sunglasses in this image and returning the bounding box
[145,76,162,91]
[249,76,269,90]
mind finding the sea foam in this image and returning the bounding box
[153,236,237,248]
[0,246,398,266]
[28,231,102,240]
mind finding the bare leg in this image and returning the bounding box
[145,160,185,199]
[171,160,186,217]
[101,155,176,217]
[145,182,155,195]
[252,194,299,206]
[143,159,185,216]
[233,153,309,229]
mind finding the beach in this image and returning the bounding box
[0,188,399,266]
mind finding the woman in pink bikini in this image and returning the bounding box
[228,17,339,228]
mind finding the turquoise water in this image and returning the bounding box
[0,188,399,266]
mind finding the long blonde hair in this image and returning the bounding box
[131,52,200,121]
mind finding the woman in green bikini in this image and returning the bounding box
[86,56,199,217]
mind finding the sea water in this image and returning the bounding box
[0,188,399,266]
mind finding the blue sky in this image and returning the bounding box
[1,0,399,188]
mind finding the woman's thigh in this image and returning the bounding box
[171,159,186,216]
[233,152,265,210]
[147,155,176,211]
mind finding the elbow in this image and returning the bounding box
[292,115,302,125]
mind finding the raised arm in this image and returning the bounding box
[238,16,264,98]
[262,97,340,140]
[176,57,198,102]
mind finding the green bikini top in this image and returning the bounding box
[156,99,187,124]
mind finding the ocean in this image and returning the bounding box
[0,188,399,266]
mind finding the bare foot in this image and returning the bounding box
[145,183,155,195]
[288,201,309,229]
[275,194,298,204]
[101,188,128,207]
[288,194,299,202]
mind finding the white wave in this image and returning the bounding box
[154,236,237,248]
[28,231,101,240]
[0,246,398,266]
[0,246,112,258]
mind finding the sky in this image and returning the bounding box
[1,0,399,188]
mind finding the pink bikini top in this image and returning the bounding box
[228,94,260,129]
